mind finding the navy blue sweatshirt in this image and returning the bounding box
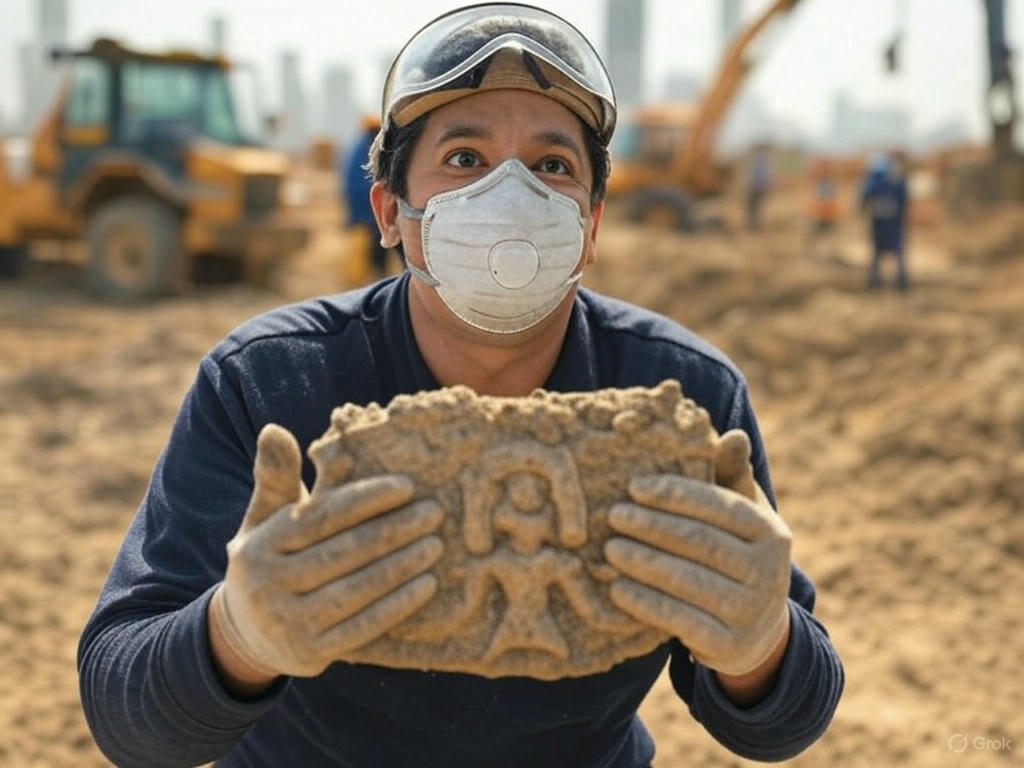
[78,274,843,767]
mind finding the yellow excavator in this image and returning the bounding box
[606,0,803,230]
[0,38,308,299]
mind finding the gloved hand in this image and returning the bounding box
[604,429,791,676]
[209,423,444,679]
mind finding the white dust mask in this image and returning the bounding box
[398,158,588,335]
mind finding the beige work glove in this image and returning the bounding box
[604,429,791,676]
[209,424,444,678]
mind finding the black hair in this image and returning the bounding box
[367,116,428,203]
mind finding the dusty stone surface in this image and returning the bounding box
[306,379,721,679]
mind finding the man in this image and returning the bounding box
[340,115,389,282]
[745,142,773,232]
[807,156,842,262]
[861,151,910,290]
[78,5,843,767]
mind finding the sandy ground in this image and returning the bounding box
[0,169,1021,767]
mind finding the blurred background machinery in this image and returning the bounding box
[604,0,803,231]
[0,38,307,299]
[937,0,1024,217]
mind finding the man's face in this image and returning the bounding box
[371,88,604,341]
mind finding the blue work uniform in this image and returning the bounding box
[341,128,387,274]
[78,275,844,768]
[861,167,910,288]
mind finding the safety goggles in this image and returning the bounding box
[382,3,617,144]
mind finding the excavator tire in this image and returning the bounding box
[86,196,185,301]
[0,245,27,279]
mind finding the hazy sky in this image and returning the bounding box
[0,0,1017,142]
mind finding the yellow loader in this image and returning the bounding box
[0,38,308,299]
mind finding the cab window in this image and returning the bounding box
[65,58,110,127]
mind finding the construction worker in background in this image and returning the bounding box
[78,5,843,767]
[860,150,910,290]
[341,114,388,283]
[745,142,773,231]
[808,156,841,261]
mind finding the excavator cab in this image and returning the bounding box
[610,113,690,171]
[607,104,702,230]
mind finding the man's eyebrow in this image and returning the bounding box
[434,124,491,146]
[534,130,584,163]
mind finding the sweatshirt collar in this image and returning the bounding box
[372,273,598,397]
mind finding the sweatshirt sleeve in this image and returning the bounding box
[673,567,845,761]
[77,355,289,768]
[666,383,844,760]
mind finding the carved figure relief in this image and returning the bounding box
[307,379,721,679]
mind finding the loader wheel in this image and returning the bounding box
[0,245,27,279]
[87,197,184,301]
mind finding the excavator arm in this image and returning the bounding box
[674,0,803,194]
[983,0,1017,155]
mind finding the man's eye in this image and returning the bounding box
[538,158,570,175]
[446,151,480,168]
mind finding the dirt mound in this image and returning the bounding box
[1,179,1021,766]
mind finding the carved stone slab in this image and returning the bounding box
[307,379,721,679]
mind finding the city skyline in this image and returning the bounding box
[0,0,1016,154]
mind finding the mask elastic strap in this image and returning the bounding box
[397,198,425,220]
[404,257,440,287]
[396,197,440,286]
